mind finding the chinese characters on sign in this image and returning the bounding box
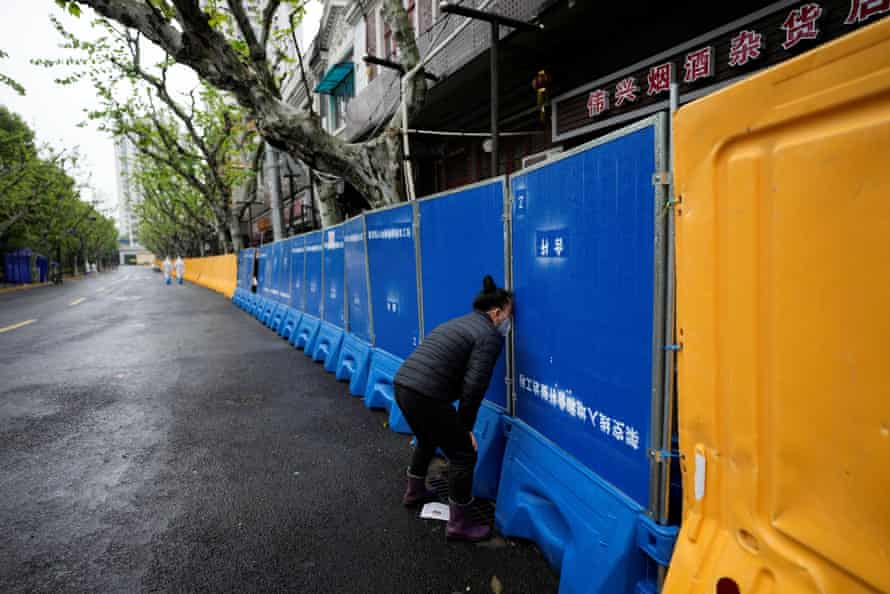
[577,1,888,126]
[683,47,714,83]
[646,63,672,95]
[586,89,609,117]
[614,77,639,106]
[729,30,763,66]
[368,226,412,240]
[536,229,568,259]
[781,3,823,49]
[845,0,890,22]
[518,374,641,450]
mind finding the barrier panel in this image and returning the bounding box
[262,243,281,325]
[497,114,673,594]
[233,248,253,307]
[294,231,323,351]
[665,20,890,594]
[238,248,256,308]
[255,246,272,320]
[4,249,37,284]
[278,237,305,340]
[269,240,292,332]
[417,178,510,500]
[289,236,306,311]
[363,203,419,433]
[336,215,373,395]
[313,225,346,370]
[179,255,237,298]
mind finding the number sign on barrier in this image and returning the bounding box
[510,114,667,508]
[365,204,420,359]
[289,235,306,310]
[323,225,346,327]
[304,231,323,317]
[418,179,509,409]
[344,216,372,343]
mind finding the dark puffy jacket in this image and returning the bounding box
[394,311,504,431]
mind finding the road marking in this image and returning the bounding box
[96,287,108,293]
[69,297,86,306]
[0,319,36,333]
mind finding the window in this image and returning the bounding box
[328,94,349,132]
[384,21,396,60]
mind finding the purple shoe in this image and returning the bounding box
[402,474,437,507]
[446,499,491,541]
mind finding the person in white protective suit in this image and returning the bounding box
[162,257,173,285]
[175,256,185,285]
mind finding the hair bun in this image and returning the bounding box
[482,275,497,293]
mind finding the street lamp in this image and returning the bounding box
[438,2,542,175]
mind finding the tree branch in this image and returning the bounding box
[226,0,278,97]
[260,0,282,52]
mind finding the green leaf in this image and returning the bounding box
[68,3,81,17]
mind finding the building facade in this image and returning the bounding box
[113,136,154,264]
[245,0,890,244]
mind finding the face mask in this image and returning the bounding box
[497,317,512,337]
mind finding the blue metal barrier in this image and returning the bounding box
[497,115,674,594]
[417,177,510,500]
[295,231,323,352]
[270,240,292,332]
[363,204,419,434]
[313,225,345,370]
[336,215,373,396]
[253,246,270,320]
[279,237,305,340]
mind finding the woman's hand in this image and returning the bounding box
[469,432,477,451]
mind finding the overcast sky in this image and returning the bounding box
[0,1,322,231]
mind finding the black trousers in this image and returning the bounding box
[395,384,477,504]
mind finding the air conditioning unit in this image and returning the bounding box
[521,147,563,169]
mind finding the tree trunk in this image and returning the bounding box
[228,214,243,252]
[313,179,342,228]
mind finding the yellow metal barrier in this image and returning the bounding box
[176,255,237,299]
[665,18,890,594]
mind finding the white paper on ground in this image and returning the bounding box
[419,502,450,522]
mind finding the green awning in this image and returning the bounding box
[314,62,354,96]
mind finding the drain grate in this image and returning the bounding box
[427,473,496,525]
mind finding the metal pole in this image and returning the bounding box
[490,21,499,176]
[412,202,425,340]
[655,84,680,590]
[503,178,515,416]
[343,231,349,332]
[400,81,417,201]
[362,216,375,345]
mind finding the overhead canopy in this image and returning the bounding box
[314,63,355,96]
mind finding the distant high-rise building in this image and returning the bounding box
[114,136,142,246]
[114,136,153,264]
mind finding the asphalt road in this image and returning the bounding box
[0,267,558,594]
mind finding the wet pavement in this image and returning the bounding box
[0,267,559,593]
